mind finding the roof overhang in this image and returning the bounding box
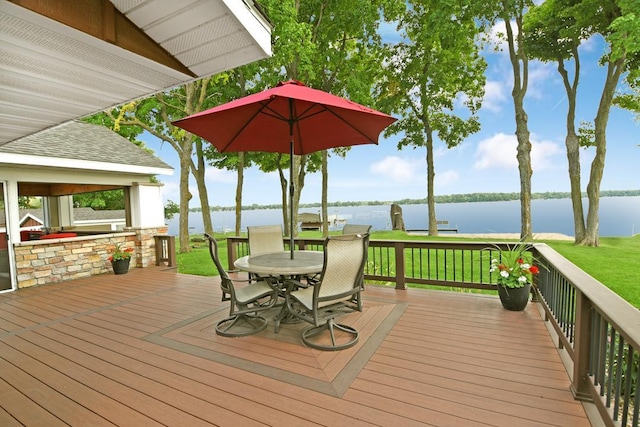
[0,0,272,146]
[1,152,174,176]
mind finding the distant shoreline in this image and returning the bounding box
[189,190,640,212]
[407,231,575,241]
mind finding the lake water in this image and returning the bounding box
[166,196,640,237]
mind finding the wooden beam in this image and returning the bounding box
[8,0,195,77]
[18,182,123,196]
[18,182,52,196]
[48,183,123,196]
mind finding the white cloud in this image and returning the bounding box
[483,80,507,112]
[205,167,236,183]
[435,170,460,188]
[474,133,518,170]
[530,135,563,171]
[474,132,563,171]
[370,156,422,183]
[527,62,555,100]
[579,35,598,53]
[159,180,179,204]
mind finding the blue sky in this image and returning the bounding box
[142,21,639,208]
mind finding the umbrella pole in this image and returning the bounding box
[288,100,295,259]
[289,152,294,259]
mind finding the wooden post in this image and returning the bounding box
[571,289,593,401]
[394,241,406,290]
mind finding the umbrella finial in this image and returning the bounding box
[278,80,305,87]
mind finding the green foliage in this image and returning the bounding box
[18,196,41,209]
[487,241,541,288]
[379,0,486,150]
[578,121,596,148]
[73,189,125,210]
[164,200,180,220]
[108,240,134,261]
[614,85,640,123]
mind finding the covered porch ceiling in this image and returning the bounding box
[0,0,272,146]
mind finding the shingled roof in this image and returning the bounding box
[0,121,171,171]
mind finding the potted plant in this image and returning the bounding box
[108,241,134,275]
[488,241,540,311]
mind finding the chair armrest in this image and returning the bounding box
[283,278,308,292]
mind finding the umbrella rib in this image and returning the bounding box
[320,106,377,144]
[220,99,285,152]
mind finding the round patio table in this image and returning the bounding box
[234,250,324,277]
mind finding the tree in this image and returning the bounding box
[481,0,536,240]
[523,0,588,243]
[524,0,639,246]
[379,0,486,236]
[94,77,220,253]
[307,0,394,236]
[164,200,179,220]
[581,0,640,246]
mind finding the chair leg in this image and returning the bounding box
[215,314,268,337]
[301,318,359,351]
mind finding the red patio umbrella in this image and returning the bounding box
[173,80,396,258]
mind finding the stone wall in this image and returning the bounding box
[13,227,171,288]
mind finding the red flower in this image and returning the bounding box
[108,256,113,262]
[529,265,539,275]
[517,258,524,264]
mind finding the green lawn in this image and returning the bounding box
[546,235,640,309]
[176,231,640,309]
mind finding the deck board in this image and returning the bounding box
[0,267,592,426]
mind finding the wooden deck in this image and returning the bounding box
[0,267,593,426]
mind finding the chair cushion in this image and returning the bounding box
[235,280,275,304]
[290,286,314,310]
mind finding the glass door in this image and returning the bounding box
[0,182,14,291]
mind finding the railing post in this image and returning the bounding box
[394,241,406,290]
[571,289,593,401]
[227,237,238,271]
[154,235,176,267]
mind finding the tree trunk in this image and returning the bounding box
[193,139,213,236]
[584,57,625,246]
[556,53,586,243]
[277,157,288,237]
[176,78,212,252]
[235,152,245,236]
[178,147,192,253]
[515,110,533,241]
[291,154,308,239]
[321,150,329,237]
[426,130,438,237]
[503,13,532,240]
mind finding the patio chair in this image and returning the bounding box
[342,224,371,293]
[204,233,279,337]
[248,224,285,254]
[284,234,368,351]
[341,224,372,235]
[247,224,285,282]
